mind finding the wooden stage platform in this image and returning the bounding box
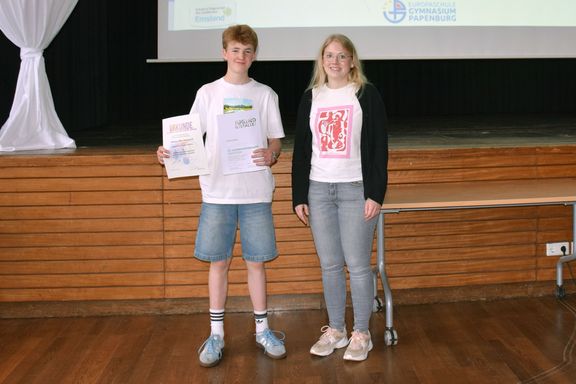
[1,115,576,317]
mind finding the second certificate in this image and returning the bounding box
[217,109,265,175]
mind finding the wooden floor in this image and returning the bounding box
[1,295,575,384]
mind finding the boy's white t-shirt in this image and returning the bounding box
[309,83,363,183]
[191,77,285,204]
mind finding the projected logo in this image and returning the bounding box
[382,1,458,25]
[383,0,407,24]
[192,3,235,28]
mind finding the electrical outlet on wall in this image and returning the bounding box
[546,242,572,256]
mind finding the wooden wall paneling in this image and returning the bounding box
[2,145,576,308]
[381,145,576,293]
[0,246,164,261]
[0,204,162,220]
[389,271,536,289]
[2,287,165,302]
[0,165,159,178]
[0,152,165,303]
[385,244,536,264]
[162,174,201,298]
[0,273,165,289]
[2,259,165,274]
[389,258,535,277]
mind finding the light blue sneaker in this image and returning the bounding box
[255,329,287,359]
[198,334,224,367]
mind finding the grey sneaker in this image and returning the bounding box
[310,325,349,356]
[343,330,373,361]
[255,329,287,359]
[198,334,224,367]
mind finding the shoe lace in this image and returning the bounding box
[259,328,285,346]
[319,325,342,342]
[198,335,222,357]
[348,331,368,349]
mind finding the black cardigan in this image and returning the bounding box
[291,83,389,209]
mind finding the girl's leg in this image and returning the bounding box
[308,181,347,331]
[337,182,378,332]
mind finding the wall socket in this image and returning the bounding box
[546,241,572,256]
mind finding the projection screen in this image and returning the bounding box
[152,0,576,62]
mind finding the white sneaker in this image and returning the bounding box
[343,330,373,361]
[310,326,349,356]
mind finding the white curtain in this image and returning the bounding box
[0,0,78,151]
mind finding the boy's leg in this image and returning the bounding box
[195,203,237,367]
[246,261,270,333]
[208,258,233,337]
[246,260,285,359]
[209,258,233,310]
[238,203,286,359]
[196,202,238,316]
[246,260,267,312]
[238,202,277,316]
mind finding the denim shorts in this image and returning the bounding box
[194,202,278,263]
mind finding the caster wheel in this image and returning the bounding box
[556,285,566,299]
[384,327,398,346]
[372,297,383,312]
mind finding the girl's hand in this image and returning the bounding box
[364,198,381,221]
[295,204,309,226]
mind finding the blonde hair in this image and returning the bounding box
[222,24,258,51]
[308,34,367,91]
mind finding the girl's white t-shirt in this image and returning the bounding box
[309,83,363,183]
[191,78,285,204]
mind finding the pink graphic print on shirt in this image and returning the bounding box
[315,105,353,158]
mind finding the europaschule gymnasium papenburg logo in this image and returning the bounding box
[383,0,407,24]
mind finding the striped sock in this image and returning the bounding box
[210,309,225,337]
[254,310,269,334]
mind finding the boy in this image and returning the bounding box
[157,24,286,367]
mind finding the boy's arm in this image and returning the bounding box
[268,138,282,165]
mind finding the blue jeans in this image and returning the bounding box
[308,180,378,332]
[195,203,278,263]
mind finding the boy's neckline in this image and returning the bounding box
[223,75,252,85]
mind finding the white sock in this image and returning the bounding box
[254,310,269,334]
[210,308,225,337]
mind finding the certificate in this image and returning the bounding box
[162,113,210,179]
[217,110,265,175]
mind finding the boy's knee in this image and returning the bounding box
[245,260,265,272]
[211,259,232,272]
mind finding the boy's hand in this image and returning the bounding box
[156,146,170,165]
[252,148,278,167]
